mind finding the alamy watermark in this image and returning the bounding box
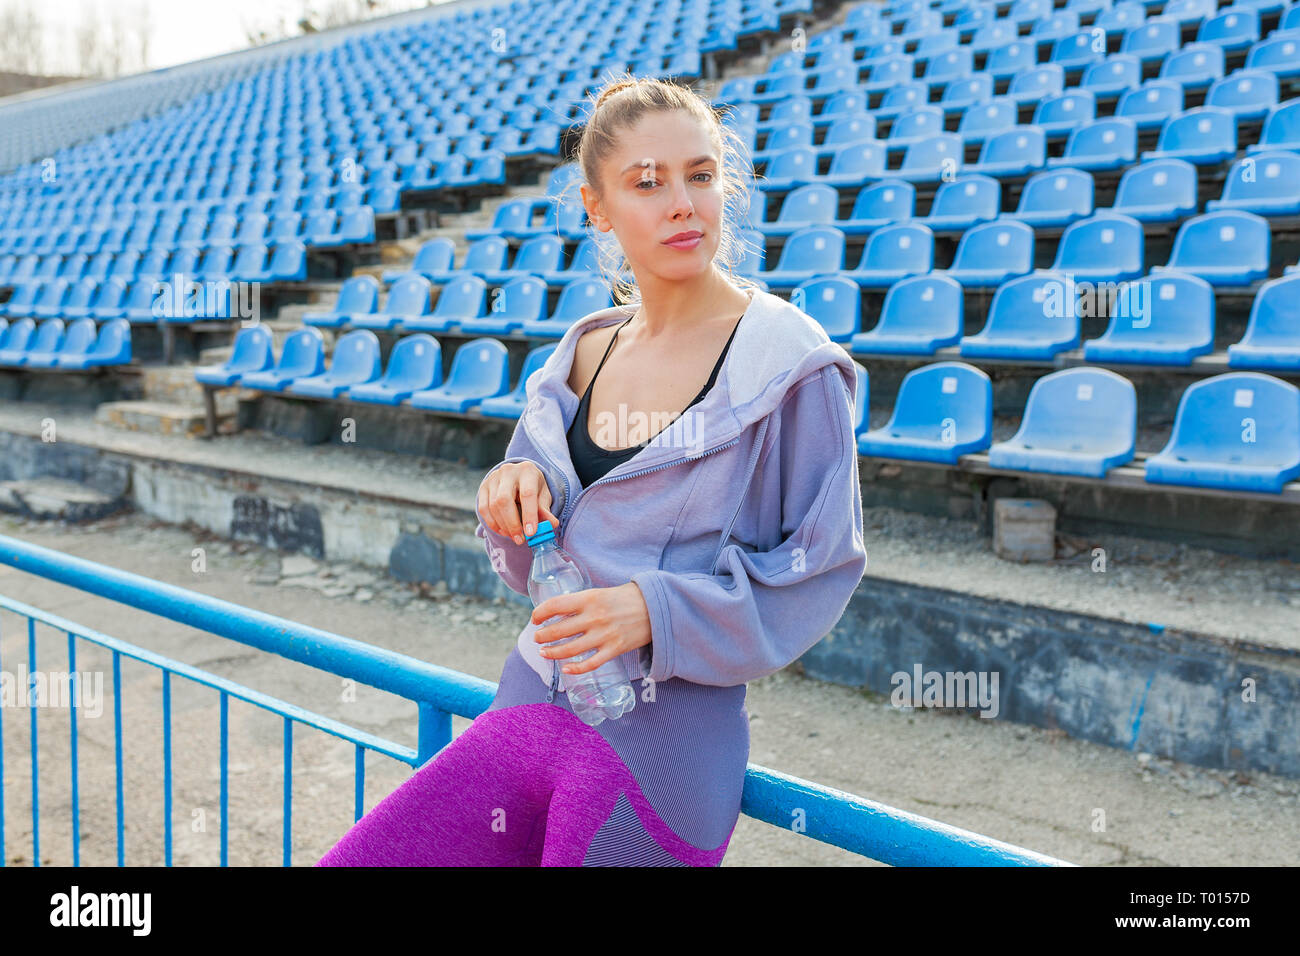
[152,273,262,325]
[891,664,1000,719]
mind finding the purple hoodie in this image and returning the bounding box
[474,286,868,692]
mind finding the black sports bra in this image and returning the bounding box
[566,311,744,488]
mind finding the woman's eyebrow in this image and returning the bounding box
[620,155,717,175]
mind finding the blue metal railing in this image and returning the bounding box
[0,532,1074,866]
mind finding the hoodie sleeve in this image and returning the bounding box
[630,364,867,687]
[473,414,569,597]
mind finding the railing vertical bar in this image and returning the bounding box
[28,616,38,868]
[163,669,172,868]
[113,649,123,867]
[282,717,292,867]
[68,632,79,867]
[220,690,228,867]
[353,745,364,823]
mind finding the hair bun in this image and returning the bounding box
[596,79,638,109]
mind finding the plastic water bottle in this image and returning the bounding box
[525,519,635,725]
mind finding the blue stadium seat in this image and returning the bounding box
[427,237,507,284]
[303,275,381,329]
[28,318,89,368]
[1227,276,1300,371]
[538,237,602,285]
[1144,372,1300,493]
[989,368,1138,477]
[760,146,819,191]
[873,82,929,120]
[1049,213,1145,283]
[59,277,97,319]
[1052,31,1106,70]
[1103,158,1198,222]
[88,277,129,320]
[755,183,841,237]
[1207,152,1300,216]
[1142,106,1237,164]
[479,235,565,284]
[195,326,275,386]
[1115,80,1185,132]
[347,334,442,404]
[239,328,326,392]
[895,134,965,183]
[479,344,560,420]
[791,275,860,342]
[888,107,947,147]
[857,362,993,464]
[960,273,1082,360]
[1048,117,1139,172]
[1151,210,1271,286]
[519,276,614,337]
[285,329,383,399]
[847,273,961,356]
[1197,8,1259,54]
[408,338,510,412]
[917,175,1000,232]
[0,318,35,362]
[55,318,131,369]
[1159,42,1226,90]
[1205,69,1278,121]
[842,222,934,289]
[1122,17,1182,64]
[958,99,1019,146]
[821,141,894,188]
[940,74,994,112]
[458,275,549,334]
[403,275,487,332]
[985,41,1037,81]
[965,127,1047,177]
[840,180,916,235]
[1246,34,1300,80]
[350,274,431,331]
[1083,272,1216,365]
[1033,90,1097,138]
[3,318,63,366]
[1247,100,1300,155]
[1082,54,1143,98]
[1006,65,1066,106]
[823,114,878,148]
[937,220,1035,288]
[382,238,455,283]
[1003,168,1094,227]
[757,225,845,292]
[30,279,70,320]
[1095,1,1147,37]
[851,362,869,438]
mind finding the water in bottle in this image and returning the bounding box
[525,519,635,725]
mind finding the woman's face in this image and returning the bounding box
[580,109,725,285]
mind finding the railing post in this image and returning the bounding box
[415,702,452,766]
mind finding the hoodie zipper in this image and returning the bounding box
[558,436,743,537]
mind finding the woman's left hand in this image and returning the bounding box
[533,581,652,676]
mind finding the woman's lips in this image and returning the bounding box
[664,235,701,249]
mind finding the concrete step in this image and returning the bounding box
[0,477,128,521]
[94,400,232,437]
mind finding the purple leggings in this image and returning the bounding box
[314,700,733,867]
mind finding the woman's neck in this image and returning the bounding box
[626,269,752,343]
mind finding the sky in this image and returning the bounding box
[16,0,446,75]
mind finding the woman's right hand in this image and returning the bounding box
[477,461,561,546]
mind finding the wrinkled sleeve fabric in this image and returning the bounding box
[631,363,868,687]
[473,407,569,597]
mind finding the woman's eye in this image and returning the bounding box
[635,172,713,189]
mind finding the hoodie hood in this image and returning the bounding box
[517,286,861,512]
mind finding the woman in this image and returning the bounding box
[316,74,867,867]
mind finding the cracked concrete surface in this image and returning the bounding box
[0,511,1294,866]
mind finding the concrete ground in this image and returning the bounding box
[0,511,1295,867]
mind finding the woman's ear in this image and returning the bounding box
[580,182,610,233]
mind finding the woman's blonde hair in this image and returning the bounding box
[555,71,762,307]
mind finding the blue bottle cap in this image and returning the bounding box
[524,518,556,547]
